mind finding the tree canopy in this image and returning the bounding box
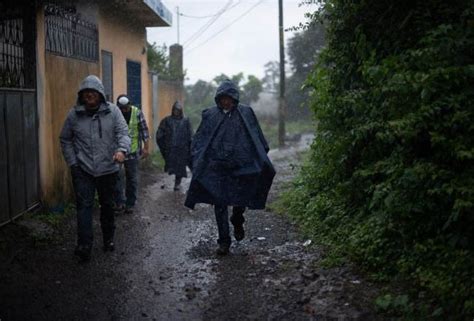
[147,42,169,76]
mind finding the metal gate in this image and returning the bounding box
[0,2,39,226]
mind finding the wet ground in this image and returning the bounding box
[0,135,386,321]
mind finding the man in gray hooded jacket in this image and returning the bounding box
[60,75,130,262]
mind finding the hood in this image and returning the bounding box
[77,75,106,105]
[172,101,183,118]
[214,79,240,106]
[172,101,183,112]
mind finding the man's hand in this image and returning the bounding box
[113,151,125,163]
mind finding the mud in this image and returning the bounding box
[0,135,386,321]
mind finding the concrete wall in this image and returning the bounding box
[157,80,184,122]
[35,2,180,206]
[98,6,153,142]
[37,6,100,205]
[37,3,154,206]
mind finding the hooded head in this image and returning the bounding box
[117,94,131,112]
[214,79,239,110]
[172,101,183,118]
[77,75,106,108]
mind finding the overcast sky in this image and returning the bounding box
[146,0,317,85]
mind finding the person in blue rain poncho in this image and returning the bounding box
[185,79,275,255]
[156,101,193,191]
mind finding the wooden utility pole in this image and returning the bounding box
[278,0,286,148]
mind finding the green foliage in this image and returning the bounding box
[150,151,165,170]
[184,79,216,129]
[147,42,184,80]
[185,73,264,128]
[260,120,314,148]
[281,0,474,319]
[212,72,263,104]
[287,21,326,121]
[35,203,75,228]
[262,61,279,94]
[140,151,165,171]
[241,75,263,104]
[213,72,244,88]
[147,42,169,75]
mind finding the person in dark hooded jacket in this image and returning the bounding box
[156,101,193,190]
[185,80,275,255]
[60,75,130,262]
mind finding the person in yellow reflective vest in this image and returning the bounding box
[114,95,150,214]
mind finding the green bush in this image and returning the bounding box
[281,0,474,319]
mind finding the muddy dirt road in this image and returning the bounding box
[0,135,385,321]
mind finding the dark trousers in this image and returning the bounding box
[72,168,117,247]
[214,205,246,245]
[114,158,138,208]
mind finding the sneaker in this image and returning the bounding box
[173,186,180,191]
[103,240,115,252]
[74,245,91,262]
[124,206,134,214]
[233,223,245,241]
[216,244,230,256]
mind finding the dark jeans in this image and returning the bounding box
[214,205,246,246]
[71,168,117,247]
[114,158,138,208]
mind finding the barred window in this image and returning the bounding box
[45,3,98,62]
[0,5,36,88]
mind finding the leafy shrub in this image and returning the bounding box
[281,0,474,319]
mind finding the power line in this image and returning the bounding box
[179,1,241,19]
[182,1,231,47]
[180,13,219,19]
[182,1,238,47]
[185,0,265,54]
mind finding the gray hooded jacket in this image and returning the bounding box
[60,75,130,177]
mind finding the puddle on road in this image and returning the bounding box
[116,173,218,320]
[115,134,378,321]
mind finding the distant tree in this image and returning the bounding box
[213,72,244,88]
[213,73,230,86]
[261,61,279,94]
[147,42,169,76]
[230,72,244,88]
[185,79,215,107]
[212,73,262,104]
[287,24,325,75]
[241,75,263,104]
[286,23,325,120]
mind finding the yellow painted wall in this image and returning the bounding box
[157,80,184,121]
[36,3,175,205]
[37,6,99,205]
[44,55,99,204]
[37,7,99,205]
[98,7,154,142]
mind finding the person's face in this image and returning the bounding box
[81,90,101,109]
[172,108,182,117]
[119,104,131,113]
[219,96,235,111]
